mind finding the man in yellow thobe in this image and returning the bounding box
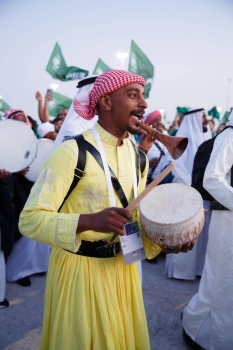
[19,70,192,350]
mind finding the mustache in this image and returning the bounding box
[130,110,145,117]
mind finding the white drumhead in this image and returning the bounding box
[25,138,54,182]
[140,184,202,224]
[0,119,38,173]
[139,183,204,247]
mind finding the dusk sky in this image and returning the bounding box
[1,0,233,124]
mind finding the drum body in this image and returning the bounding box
[25,138,54,182]
[0,119,38,173]
[139,184,204,248]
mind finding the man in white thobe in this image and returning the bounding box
[165,108,211,280]
[182,110,233,350]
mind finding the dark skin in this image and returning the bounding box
[45,131,57,141]
[140,114,164,168]
[202,112,208,132]
[77,83,194,254]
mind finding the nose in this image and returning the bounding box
[139,95,148,109]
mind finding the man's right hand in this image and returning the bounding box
[77,207,132,236]
[0,169,11,179]
[35,91,42,103]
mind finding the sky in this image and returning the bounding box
[0,0,233,125]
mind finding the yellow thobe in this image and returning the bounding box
[19,123,161,350]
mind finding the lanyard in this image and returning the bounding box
[91,126,138,207]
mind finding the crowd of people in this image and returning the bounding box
[0,69,232,350]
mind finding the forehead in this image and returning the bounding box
[111,83,144,96]
[12,113,25,120]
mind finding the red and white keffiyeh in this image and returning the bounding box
[73,70,145,120]
[4,109,31,126]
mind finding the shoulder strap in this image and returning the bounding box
[138,148,147,174]
[58,135,86,212]
[59,136,148,212]
[129,139,147,181]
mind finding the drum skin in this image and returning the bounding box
[139,184,204,248]
[24,138,54,182]
[0,119,38,173]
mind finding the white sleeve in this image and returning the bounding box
[203,132,233,210]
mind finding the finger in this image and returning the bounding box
[114,208,131,221]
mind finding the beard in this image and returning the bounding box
[203,125,208,133]
[127,125,140,135]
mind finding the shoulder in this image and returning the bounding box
[214,128,233,148]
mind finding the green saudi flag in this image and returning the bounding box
[128,40,154,99]
[93,59,111,75]
[48,92,72,118]
[46,43,89,81]
[0,98,10,112]
[208,106,220,120]
[221,111,229,123]
[176,106,191,115]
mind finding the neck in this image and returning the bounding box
[97,120,127,146]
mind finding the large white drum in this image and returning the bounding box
[0,119,38,173]
[139,183,204,248]
[25,138,54,182]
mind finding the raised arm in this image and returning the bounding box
[43,91,52,123]
[35,91,44,122]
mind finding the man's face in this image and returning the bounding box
[58,109,68,121]
[11,113,28,124]
[54,119,63,132]
[150,115,164,133]
[208,120,215,132]
[202,112,208,133]
[106,83,148,135]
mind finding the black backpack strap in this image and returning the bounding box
[58,135,129,211]
[58,136,147,212]
[84,141,129,208]
[58,135,86,212]
[138,149,147,175]
[129,140,147,183]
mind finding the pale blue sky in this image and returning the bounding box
[0,0,233,124]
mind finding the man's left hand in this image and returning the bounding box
[138,126,156,154]
[162,241,195,254]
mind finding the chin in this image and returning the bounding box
[203,126,208,133]
[127,125,139,135]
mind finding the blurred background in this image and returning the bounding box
[0,0,233,125]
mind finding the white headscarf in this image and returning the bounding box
[169,108,211,185]
[37,122,55,138]
[51,77,98,151]
[226,110,233,127]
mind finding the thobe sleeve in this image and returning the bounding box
[204,134,233,210]
[19,140,82,252]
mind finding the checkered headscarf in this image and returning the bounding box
[4,109,31,126]
[73,70,145,120]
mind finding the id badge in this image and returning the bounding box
[120,220,146,265]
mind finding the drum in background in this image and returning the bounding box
[139,183,204,248]
[25,138,54,182]
[0,119,38,173]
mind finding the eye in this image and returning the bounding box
[129,93,137,98]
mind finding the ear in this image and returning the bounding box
[98,95,112,111]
